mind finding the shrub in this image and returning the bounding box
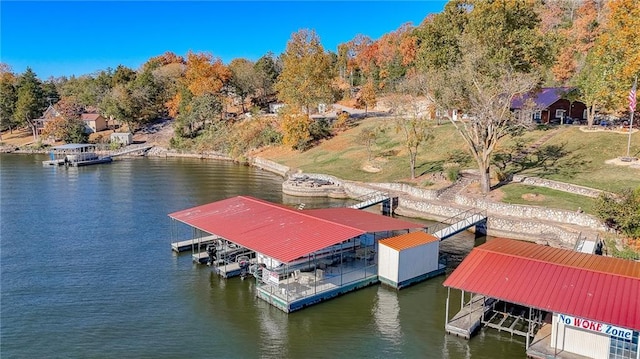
[444,164,460,182]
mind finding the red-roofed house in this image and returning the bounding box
[81,113,107,133]
[511,87,587,125]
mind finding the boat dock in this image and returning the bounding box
[214,258,257,278]
[42,144,112,167]
[483,304,529,337]
[171,235,219,253]
[445,295,487,339]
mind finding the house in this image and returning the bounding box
[511,87,587,125]
[34,105,61,136]
[81,113,107,133]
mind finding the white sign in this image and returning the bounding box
[559,314,633,340]
[262,269,280,285]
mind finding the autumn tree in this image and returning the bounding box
[167,51,230,139]
[228,58,259,113]
[41,97,87,143]
[416,0,550,193]
[549,0,603,84]
[356,79,377,117]
[184,51,230,97]
[14,68,46,141]
[357,126,384,161]
[386,92,434,179]
[588,0,640,112]
[346,34,374,87]
[576,52,609,127]
[279,105,312,150]
[276,29,333,114]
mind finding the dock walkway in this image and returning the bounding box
[526,324,593,359]
[445,295,486,339]
[431,209,487,240]
[171,235,219,253]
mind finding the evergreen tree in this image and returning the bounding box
[14,68,46,141]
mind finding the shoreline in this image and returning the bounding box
[3,144,605,249]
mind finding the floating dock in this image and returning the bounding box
[171,235,219,253]
[445,295,487,339]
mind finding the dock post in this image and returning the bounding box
[445,287,450,326]
[475,218,487,237]
[526,307,532,349]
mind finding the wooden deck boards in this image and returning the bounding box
[445,295,486,339]
[171,235,219,253]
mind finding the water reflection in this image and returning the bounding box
[373,286,403,346]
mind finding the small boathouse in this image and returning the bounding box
[169,196,432,312]
[443,238,639,359]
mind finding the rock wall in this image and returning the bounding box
[454,194,605,230]
[511,175,605,198]
[367,182,440,200]
[250,157,290,177]
[249,157,605,247]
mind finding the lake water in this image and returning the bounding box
[0,154,525,358]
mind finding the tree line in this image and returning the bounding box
[1,0,637,193]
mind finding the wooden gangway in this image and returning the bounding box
[430,209,487,240]
[171,235,219,253]
[111,144,153,157]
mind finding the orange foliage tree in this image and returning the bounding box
[590,0,640,112]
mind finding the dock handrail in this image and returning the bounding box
[429,208,487,240]
[348,191,390,209]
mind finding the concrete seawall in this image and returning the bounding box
[253,157,604,248]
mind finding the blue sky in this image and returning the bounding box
[1,1,446,80]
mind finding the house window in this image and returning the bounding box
[532,111,542,121]
[583,109,588,120]
[555,109,566,119]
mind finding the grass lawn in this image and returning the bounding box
[511,126,640,192]
[257,118,639,211]
[498,184,597,214]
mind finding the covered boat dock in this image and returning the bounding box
[169,196,426,312]
[443,238,640,359]
[42,143,112,167]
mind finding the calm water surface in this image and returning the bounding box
[0,154,525,358]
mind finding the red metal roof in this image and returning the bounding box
[443,238,640,331]
[169,196,421,263]
[380,231,439,251]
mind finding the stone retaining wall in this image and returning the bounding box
[367,182,440,200]
[511,175,605,198]
[246,157,606,247]
[251,157,290,177]
[454,194,605,230]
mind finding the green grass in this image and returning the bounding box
[499,184,597,214]
[512,126,640,192]
[261,119,640,210]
